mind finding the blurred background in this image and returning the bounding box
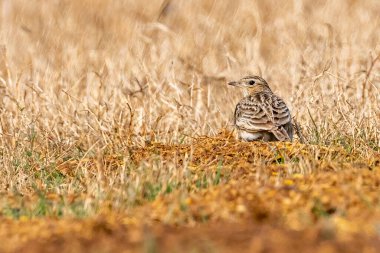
[0,0,379,145]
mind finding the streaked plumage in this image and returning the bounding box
[229,76,293,142]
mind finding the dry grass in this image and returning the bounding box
[0,0,380,252]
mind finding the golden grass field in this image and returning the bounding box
[0,0,380,252]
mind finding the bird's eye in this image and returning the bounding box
[248,80,255,85]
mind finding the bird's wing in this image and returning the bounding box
[235,93,292,139]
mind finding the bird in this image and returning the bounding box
[228,75,293,142]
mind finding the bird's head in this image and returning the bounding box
[228,75,271,93]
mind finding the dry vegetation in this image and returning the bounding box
[0,0,380,252]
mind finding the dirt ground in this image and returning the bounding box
[1,135,380,253]
[1,218,379,253]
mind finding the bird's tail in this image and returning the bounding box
[271,126,292,141]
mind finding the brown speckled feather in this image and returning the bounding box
[234,91,293,141]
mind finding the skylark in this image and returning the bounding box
[228,75,293,142]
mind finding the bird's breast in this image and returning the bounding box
[239,131,263,141]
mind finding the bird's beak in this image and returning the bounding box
[228,81,238,86]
